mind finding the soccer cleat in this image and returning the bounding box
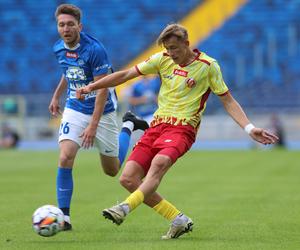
[62,221,72,231]
[62,215,72,231]
[161,215,193,240]
[102,204,127,225]
[122,111,149,131]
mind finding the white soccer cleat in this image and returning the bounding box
[161,214,193,240]
[102,204,127,225]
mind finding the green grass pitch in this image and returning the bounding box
[0,149,299,250]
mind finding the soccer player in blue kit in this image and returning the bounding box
[128,76,161,125]
[49,4,148,230]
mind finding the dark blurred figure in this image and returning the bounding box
[269,114,285,148]
[0,123,20,149]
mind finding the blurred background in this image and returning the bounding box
[0,0,299,150]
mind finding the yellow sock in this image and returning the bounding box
[153,199,180,221]
[124,189,144,211]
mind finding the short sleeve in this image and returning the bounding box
[208,61,229,95]
[90,43,112,76]
[136,53,162,75]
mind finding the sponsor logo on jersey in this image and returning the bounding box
[66,67,86,81]
[173,69,188,77]
[95,64,109,71]
[66,51,78,58]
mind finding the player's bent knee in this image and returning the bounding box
[119,175,138,192]
[59,153,75,166]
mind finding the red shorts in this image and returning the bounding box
[128,123,196,174]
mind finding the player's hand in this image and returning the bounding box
[76,85,93,100]
[49,98,61,117]
[79,124,97,149]
[249,127,279,145]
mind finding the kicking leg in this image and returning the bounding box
[103,154,193,239]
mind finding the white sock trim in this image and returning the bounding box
[64,215,71,223]
[122,121,134,132]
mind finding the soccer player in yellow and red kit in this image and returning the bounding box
[76,24,278,239]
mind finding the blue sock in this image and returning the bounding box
[56,167,73,216]
[118,127,131,166]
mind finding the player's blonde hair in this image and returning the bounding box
[157,24,188,46]
[55,4,82,24]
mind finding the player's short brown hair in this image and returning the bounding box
[157,24,188,45]
[55,4,82,23]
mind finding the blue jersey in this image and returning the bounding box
[130,77,160,117]
[53,32,117,115]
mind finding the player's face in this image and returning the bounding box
[163,36,190,65]
[57,14,82,47]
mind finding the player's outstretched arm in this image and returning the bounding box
[76,67,140,99]
[219,92,279,145]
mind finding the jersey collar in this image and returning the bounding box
[179,49,201,67]
[64,42,81,51]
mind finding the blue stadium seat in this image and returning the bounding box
[198,0,300,112]
[0,0,200,94]
[1,0,299,114]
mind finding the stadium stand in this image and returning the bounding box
[1,0,299,115]
[199,0,300,114]
[1,0,299,148]
[0,0,200,95]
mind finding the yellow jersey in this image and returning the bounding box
[135,49,229,128]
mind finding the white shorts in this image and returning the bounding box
[58,108,119,157]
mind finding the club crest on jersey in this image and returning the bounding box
[66,51,78,59]
[173,69,188,77]
[186,78,196,88]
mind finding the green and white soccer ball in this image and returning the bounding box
[32,205,65,237]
